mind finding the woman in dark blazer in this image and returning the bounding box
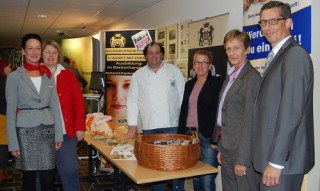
[214,29,261,191]
[178,50,223,191]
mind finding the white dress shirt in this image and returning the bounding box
[126,63,185,130]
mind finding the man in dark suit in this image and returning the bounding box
[253,1,314,191]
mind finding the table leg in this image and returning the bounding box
[172,179,179,191]
[121,172,126,191]
[88,144,93,182]
[114,166,119,191]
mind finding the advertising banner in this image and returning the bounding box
[105,30,155,128]
[243,0,311,73]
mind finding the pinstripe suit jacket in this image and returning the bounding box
[252,37,314,175]
[215,61,261,167]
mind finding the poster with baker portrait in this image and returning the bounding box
[105,30,155,128]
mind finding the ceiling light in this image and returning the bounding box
[36,14,48,18]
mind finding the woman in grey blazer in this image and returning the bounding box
[214,29,261,191]
[6,34,63,191]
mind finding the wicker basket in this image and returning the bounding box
[134,132,201,171]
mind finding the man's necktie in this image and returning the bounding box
[265,50,274,70]
[262,51,274,76]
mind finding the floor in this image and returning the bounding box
[0,141,155,191]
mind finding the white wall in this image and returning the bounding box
[309,0,320,191]
[106,0,242,31]
[104,0,320,190]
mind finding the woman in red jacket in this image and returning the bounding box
[43,40,86,190]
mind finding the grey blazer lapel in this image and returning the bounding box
[263,37,293,77]
[257,38,294,100]
[224,63,250,104]
[39,75,55,103]
[18,67,39,95]
[39,75,48,95]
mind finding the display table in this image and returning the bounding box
[85,134,218,191]
[83,93,100,99]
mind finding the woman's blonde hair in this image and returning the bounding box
[42,40,63,63]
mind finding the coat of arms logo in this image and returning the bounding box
[110,34,126,48]
[198,22,214,47]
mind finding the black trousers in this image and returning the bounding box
[22,169,54,191]
[0,145,9,168]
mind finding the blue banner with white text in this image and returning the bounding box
[243,0,311,73]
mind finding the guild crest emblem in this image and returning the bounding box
[110,34,126,47]
[198,22,214,47]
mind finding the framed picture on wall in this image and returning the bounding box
[178,20,191,59]
[166,23,178,59]
[155,27,167,59]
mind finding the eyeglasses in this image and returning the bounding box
[43,50,58,55]
[194,61,210,65]
[258,18,287,26]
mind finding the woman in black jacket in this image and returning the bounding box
[178,50,223,191]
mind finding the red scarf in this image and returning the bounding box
[24,62,51,78]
